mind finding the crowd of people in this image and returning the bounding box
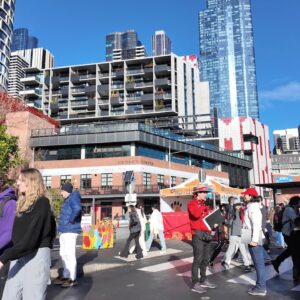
[187,186,300,297]
[0,167,300,299]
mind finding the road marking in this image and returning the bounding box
[177,259,243,278]
[116,248,182,263]
[291,284,300,291]
[227,258,293,285]
[138,256,193,272]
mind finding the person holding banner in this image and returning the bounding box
[188,186,217,294]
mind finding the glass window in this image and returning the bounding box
[143,173,151,188]
[136,145,165,161]
[86,144,130,159]
[60,175,71,186]
[43,176,52,189]
[157,174,164,189]
[81,174,91,189]
[101,173,112,187]
[171,176,176,187]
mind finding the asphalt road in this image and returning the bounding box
[47,229,300,300]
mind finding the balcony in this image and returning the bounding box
[141,93,153,104]
[19,88,42,97]
[85,85,96,94]
[98,84,109,96]
[111,96,124,105]
[98,99,109,106]
[155,92,172,100]
[71,100,88,107]
[98,72,109,78]
[127,68,144,75]
[20,75,40,85]
[155,64,171,73]
[71,86,86,94]
[155,78,171,86]
[79,184,163,195]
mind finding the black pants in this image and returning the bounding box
[191,235,211,284]
[0,262,10,299]
[274,234,291,265]
[120,231,143,259]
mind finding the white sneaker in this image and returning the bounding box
[160,250,167,254]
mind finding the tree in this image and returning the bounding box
[0,124,24,173]
[47,188,64,219]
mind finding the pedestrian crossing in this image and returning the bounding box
[115,248,182,262]
[137,255,300,292]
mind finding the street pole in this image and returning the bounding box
[169,146,171,188]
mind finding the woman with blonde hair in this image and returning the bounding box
[0,168,56,300]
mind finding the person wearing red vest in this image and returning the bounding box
[188,186,217,294]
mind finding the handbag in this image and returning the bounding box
[241,227,252,244]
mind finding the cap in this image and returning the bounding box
[241,188,258,197]
[61,182,73,194]
[193,186,209,194]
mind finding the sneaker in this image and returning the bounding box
[191,282,207,294]
[61,279,79,288]
[200,279,216,289]
[271,260,279,273]
[248,287,267,296]
[221,261,230,270]
[160,250,167,254]
[244,266,252,272]
[53,276,68,285]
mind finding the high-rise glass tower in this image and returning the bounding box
[0,0,16,91]
[12,28,39,51]
[152,30,172,56]
[199,0,259,119]
[105,30,145,61]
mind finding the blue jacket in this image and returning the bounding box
[58,191,82,233]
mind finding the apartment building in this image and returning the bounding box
[21,54,210,134]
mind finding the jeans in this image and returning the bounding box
[249,245,266,291]
[146,230,166,251]
[191,234,211,284]
[59,232,78,280]
[275,231,285,247]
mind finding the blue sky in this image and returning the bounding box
[14,0,300,142]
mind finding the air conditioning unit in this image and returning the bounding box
[276,189,282,195]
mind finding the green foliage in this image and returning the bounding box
[47,188,64,219]
[0,124,24,173]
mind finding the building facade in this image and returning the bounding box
[152,30,171,56]
[272,154,300,176]
[273,128,300,154]
[12,48,54,69]
[30,121,252,216]
[7,53,29,99]
[0,0,15,91]
[218,117,272,196]
[199,0,259,119]
[11,28,39,51]
[105,30,145,61]
[21,54,211,135]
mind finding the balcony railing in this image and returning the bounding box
[79,184,167,195]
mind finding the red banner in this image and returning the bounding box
[162,212,192,240]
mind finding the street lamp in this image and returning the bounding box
[168,146,192,188]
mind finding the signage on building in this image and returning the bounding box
[274,176,292,183]
[125,193,137,204]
